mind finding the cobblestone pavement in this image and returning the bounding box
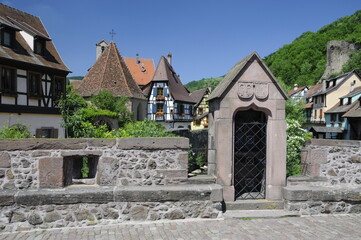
[1,215,361,240]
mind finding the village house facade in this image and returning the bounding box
[307,71,361,138]
[0,4,71,138]
[190,87,211,130]
[145,56,196,130]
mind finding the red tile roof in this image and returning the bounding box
[152,56,196,103]
[77,41,145,100]
[306,84,323,98]
[124,57,155,86]
[0,4,70,73]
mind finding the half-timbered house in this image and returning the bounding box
[0,4,71,138]
[146,56,196,130]
[190,87,211,130]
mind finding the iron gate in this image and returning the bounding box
[234,121,267,199]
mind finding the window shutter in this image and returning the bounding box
[164,102,167,113]
[153,87,157,97]
[164,88,168,97]
[35,129,42,138]
[53,129,59,138]
[153,104,156,113]
[147,104,151,114]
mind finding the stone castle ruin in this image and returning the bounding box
[321,40,361,80]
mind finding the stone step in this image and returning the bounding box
[223,209,300,219]
[187,175,216,184]
[225,199,284,211]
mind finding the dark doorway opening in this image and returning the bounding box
[234,109,267,199]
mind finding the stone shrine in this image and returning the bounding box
[207,52,288,201]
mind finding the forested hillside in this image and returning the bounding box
[185,76,224,93]
[264,10,361,89]
[186,10,361,92]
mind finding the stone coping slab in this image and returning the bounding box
[283,185,361,202]
[304,139,361,147]
[0,137,189,151]
[0,184,223,206]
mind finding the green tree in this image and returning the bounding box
[90,90,133,127]
[343,49,361,75]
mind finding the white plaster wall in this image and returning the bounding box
[17,76,26,93]
[17,69,26,76]
[17,95,27,105]
[20,31,34,51]
[28,99,38,106]
[0,113,64,138]
[1,96,15,104]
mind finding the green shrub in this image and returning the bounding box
[0,122,30,139]
[286,119,312,176]
[81,157,90,178]
[115,119,174,138]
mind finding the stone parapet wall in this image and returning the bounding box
[284,139,361,215]
[0,138,224,232]
[0,138,189,190]
[0,185,223,232]
[301,139,361,186]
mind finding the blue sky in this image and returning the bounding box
[2,0,361,84]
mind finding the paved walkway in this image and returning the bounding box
[1,214,361,240]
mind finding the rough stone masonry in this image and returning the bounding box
[0,138,223,232]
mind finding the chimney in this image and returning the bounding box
[167,52,172,65]
[351,80,356,92]
[96,40,108,60]
[136,53,140,64]
[294,84,298,91]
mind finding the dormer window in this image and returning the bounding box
[34,38,45,55]
[1,28,15,47]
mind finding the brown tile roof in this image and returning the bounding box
[124,57,155,86]
[0,4,70,73]
[288,86,307,97]
[343,101,361,118]
[306,84,323,98]
[152,56,196,103]
[69,80,82,89]
[77,41,145,100]
[190,87,209,106]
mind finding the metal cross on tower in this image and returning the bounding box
[109,29,116,40]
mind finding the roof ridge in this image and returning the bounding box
[112,42,132,96]
[0,3,39,19]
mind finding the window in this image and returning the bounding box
[1,28,14,47]
[156,103,164,113]
[178,104,185,115]
[35,127,58,138]
[314,110,317,119]
[339,116,344,123]
[53,76,65,99]
[0,67,16,93]
[330,114,336,123]
[319,109,323,119]
[157,87,164,97]
[28,72,41,97]
[198,107,203,115]
[34,39,45,55]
